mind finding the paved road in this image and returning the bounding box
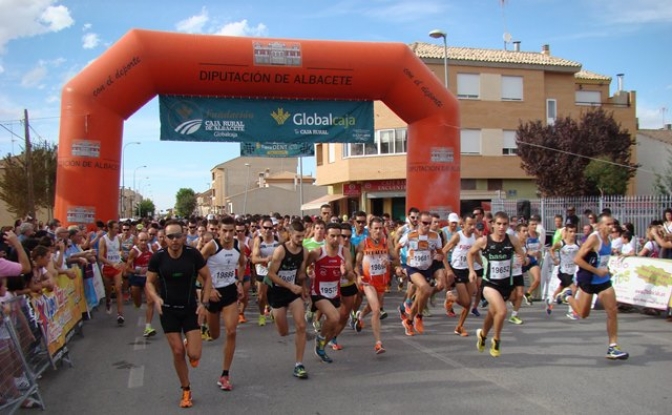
[35,293,672,415]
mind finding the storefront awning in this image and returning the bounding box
[301,193,347,211]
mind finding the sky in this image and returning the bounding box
[0,0,670,212]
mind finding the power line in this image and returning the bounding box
[516,140,657,175]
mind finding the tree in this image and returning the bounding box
[174,188,197,218]
[0,141,57,216]
[653,149,672,195]
[584,156,631,195]
[516,108,637,196]
[135,199,156,218]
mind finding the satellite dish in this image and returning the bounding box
[503,32,512,43]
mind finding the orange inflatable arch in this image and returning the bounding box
[56,29,460,224]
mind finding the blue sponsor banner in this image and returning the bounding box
[159,96,373,144]
[240,142,314,157]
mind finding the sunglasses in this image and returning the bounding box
[340,234,351,239]
[421,221,431,226]
[122,228,130,231]
[263,226,273,230]
[166,233,183,240]
[356,220,366,224]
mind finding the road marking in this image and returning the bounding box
[137,317,144,327]
[128,365,144,388]
[133,336,146,351]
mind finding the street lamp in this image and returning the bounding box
[132,165,147,218]
[429,29,448,88]
[243,163,251,214]
[121,141,141,217]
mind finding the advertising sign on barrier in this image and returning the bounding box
[30,271,87,360]
[240,142,315,157]
[610,256,672,311]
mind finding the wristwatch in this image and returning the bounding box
[201,301,210,308]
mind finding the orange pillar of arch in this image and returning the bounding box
[55,29,460,224]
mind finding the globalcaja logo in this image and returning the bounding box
[169,101,203,135]
[271,108,291,125]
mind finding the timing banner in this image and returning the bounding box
[159,96,373,144]
[240,142,315,157]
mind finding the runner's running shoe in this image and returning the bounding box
[606,345,629,360]
[179,389,192,408]
[476,329,486,352]
[143,326,157,337]
[508,315,523,325]
[374,342,386,354]
[490,339,501,357]
[402,319,414,336]
[217,375,232,391]
[293,364,308,379]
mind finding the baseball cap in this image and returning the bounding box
[448,213,459,223]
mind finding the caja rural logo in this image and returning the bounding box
[172,101,203,135]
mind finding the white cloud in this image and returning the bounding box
[595,0,672,24]
[0,64,4,74]
[637,102,668,129]
[214,20,268,37]
[82,23,92,31]
[176,7,209,33]
[21,64,47,87]
[0,0,74,52]
[82,32,100,49]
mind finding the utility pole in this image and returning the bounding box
[24,109,36,219]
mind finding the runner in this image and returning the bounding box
[306,222,355,363]
[98,220,126,325]
[561,213,629,360]
[120,222,136,303]
[251,216,279,326]
[328,223,357,350]
[549,223,579,317]
[185,220,200,247]
[523,216,543,306]
[125,231,156,337]
[468,211,525,357]
[395,207,420,322]
[303,219,326,332]
[200,216,246,390]
[440,213,460,317]
[145,220,212,408]
[508,223,529,325]
[354,216,396,353]
[397,211,445,336]
[266,220,310,378]
[442,213,480,337]
[234,220,252,324]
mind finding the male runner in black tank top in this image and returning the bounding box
[267,220,309,379]
[468,211,525,358]
[146,220,212,409]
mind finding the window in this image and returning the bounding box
[316,144,323,166]
[460,129,481,154]
[328,143,335,163]
[487,179,503,191]
[343,128,408,158]
[546,99,557,125]
[457,73,480,99]
[575,90,601,106]
[502,130,517,155]
[501,76,523,101]
[461,179,477,190]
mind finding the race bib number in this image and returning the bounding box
[452,254,467,269]
[278,269,296,284]
[490,260,511,280]
[214,269,235,286]
[408,251,431,269]
[368,258,387,276]
[319,281,339,298]
[561,263,577,274]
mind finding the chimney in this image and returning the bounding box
[616,73,624,92]
[541,44,550,55]
[513,41,521,52]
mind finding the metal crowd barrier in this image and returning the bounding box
[0,295,47,414]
